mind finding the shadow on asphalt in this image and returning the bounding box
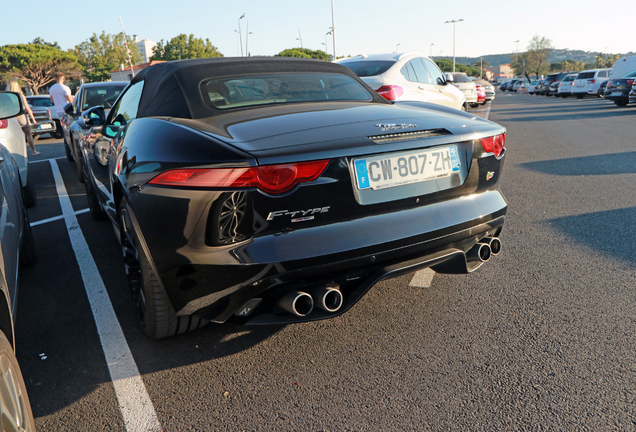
[520,152,636,176]
[548,207,636,266]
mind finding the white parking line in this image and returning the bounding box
[30,208,89,227]
[49,160,161,432]
[30,156,66,163]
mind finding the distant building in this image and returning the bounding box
[489,64,514,80]
[109,61,165,82]
[134,36,157,64]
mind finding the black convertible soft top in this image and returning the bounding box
[131,57,388,119]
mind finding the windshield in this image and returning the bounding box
[340,60,395,77]
[82,85,127,110]
[202,73,373,110]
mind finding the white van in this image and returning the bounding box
[572,69,612,98]
[610,56,636,79]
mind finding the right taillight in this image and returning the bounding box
[627,79,635,85]
[375,85,404,101]
[480,133,506,158]
[0,120,7,129]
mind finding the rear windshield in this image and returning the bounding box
[28,97,54,107]
[202,73,374,110]
[562,76,576,82]
[622,70,636,78]
[452,74,472,83]
[341,60,394,77]
[577,72,595,79]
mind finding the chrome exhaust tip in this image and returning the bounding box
[312,286,343,313]
[278,291,314,317]
[480,237,502,255]
[467,242,491,263]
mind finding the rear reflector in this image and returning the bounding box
[480,133,506,158]
[375,85,404,101]
[148,160,330,194]
[0,120,7,129]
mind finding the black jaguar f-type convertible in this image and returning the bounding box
[79,57,508,339]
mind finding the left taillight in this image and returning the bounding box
[480,133,506,158]
[148,160,330,194]
[0,120,7,129]
[376,85,404,101]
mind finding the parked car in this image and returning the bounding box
[513,79,530,92]
[62,81,127,182]
[338,53,468,111]
[571,69,611,98]
[79,57,508,339]
[556,74,578,97]
[604,70,636,106]
[629,83,636,104]
[0,110,37,207]
[528,80,542,94]
[539,72,571,96]
[25,95,62,139]
[448,72,478,106]
[0,90,37,430]
[474,79,495,102]
[475,84,486,104]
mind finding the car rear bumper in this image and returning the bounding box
[31,121,56,136]
[132,186,507,325]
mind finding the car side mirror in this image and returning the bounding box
[83,106,106,127]
[103,124,122,139]
[444,73,454,84]
[0,91,25,120]
[63,102,75,115]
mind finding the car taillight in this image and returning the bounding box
[589,79,596,84]
[0,120,7,129]
[607,80,614,87]
[375,85,404,101]
[480,133,506,158]
[148,160,330,194]
[627,79,635,85]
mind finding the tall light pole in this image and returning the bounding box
[238,13,245,56]
[331,0,337,60]
[245,21,252,57]
[430,43,434,57]
[234,30,240,56]
[325,31,332,60]
[444,19,464,72]
[514,40,519,54]
[395,43,400,53]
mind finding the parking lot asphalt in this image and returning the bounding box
[16,94,636,431]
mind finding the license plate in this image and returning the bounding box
[610,91,622,96]
[353,146,461,190]
[40,124,52,130]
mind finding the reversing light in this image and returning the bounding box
[480,133,506,158]
[148,160,330,194]
[376,85,404,101]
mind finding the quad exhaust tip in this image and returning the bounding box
[467,242,491,263]
[312,286,343,313]
[278,291,314,317]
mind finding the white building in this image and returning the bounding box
[134,36,157,64]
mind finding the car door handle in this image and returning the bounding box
[439,89,444,92]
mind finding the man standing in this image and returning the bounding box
[49,72,73,116]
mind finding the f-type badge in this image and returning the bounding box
[376,123,418,131]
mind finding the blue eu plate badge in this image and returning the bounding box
[450,147,461,172]
[355,159,370,189]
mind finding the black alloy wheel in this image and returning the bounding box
[118,198,207,339]
[0,331,36,432]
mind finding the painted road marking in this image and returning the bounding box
[30,208,89,227]
[49,160,161,432]
[409,268,435,288]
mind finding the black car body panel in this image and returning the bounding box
[79,58,508,338]
[604,71,636,106]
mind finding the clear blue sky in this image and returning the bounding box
[2,0,634,60]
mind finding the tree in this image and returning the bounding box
[275,48,330,61]
[435,58,453,72]
[75,32,142,82]
[523,35,554,78]
[151,34,223,61]
[0,42,78,94]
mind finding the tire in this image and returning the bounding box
[20,210,36,266]
[84,170,107,220]
[614,100,628,107]
[71,138,84,183]
[119,199,207,339]
[22,170,36,208]
[0,331,36,432]
[64,136,73,161]
[575,94,584,99]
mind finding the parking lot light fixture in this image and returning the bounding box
[444,19,464,72]
[238,14,245,56]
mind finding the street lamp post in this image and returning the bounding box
[238,14,245,56]
[395,43,400,53]
[245,21,252,57]
[325,31,332,59]
[430,43,434,57]
[444,19,464,72]
[234,30,239,56]
[331,0,337,60]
